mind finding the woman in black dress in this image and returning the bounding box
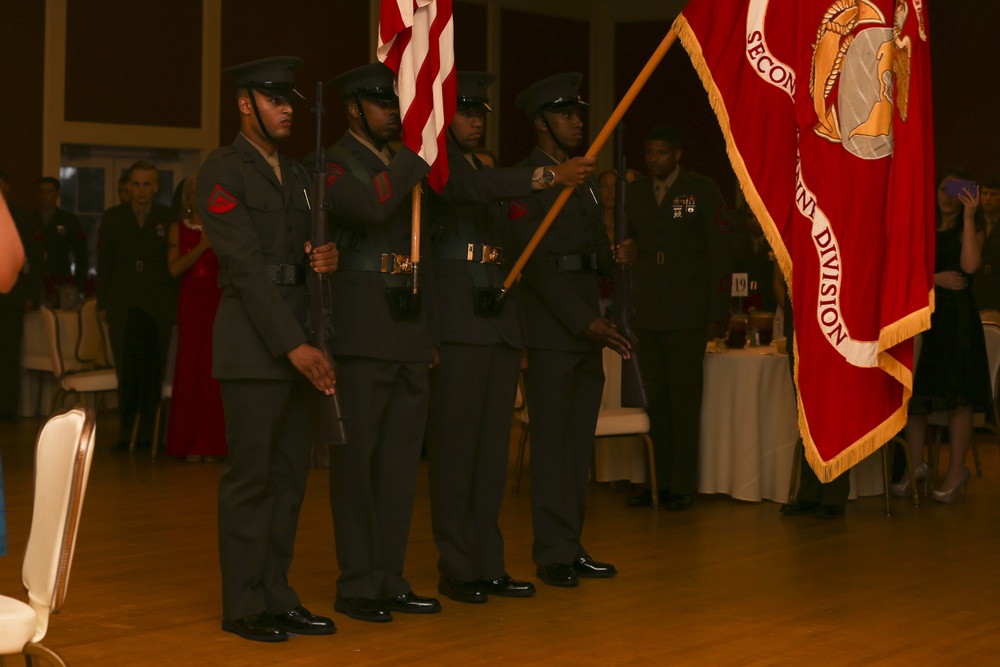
[895,168,989,503]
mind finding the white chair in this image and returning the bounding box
[513,349,658,508]
[41,306,118,415]
[150,325,179,459]
[0,405,96,667]
[74,298,108,369]
[980,309,1000,328]
[929,322,1000,481]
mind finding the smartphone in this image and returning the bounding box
[944,178,977,197]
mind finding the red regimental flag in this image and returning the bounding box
[675,0,935,481]
[378,0,457,193]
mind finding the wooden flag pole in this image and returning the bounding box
[500,27,678,293]
[411,184,422,293]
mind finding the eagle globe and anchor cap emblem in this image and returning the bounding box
[810,0,919,160]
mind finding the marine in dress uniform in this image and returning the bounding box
[509,73,634,588]
[625,126,734,510]
[196,56,338,642]
[426,72,593,604]
[321,63,440,623]
[35,177,88,300]
[97,161,177,448]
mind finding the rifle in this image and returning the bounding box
[613,123,648,409]
[311,81,348,445]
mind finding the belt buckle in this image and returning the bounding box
[656,251,665,265]
[136,260,144,272]
[381,253,413,275]
[281,264,296,285]
[480,245,503,265]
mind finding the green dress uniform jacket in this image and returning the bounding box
[196,132,317,621]
[37,208,88,293]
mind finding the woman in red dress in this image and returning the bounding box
[165,176,226,462]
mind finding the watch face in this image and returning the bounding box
[542,169,555,185]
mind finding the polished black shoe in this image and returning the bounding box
[222,612,288,642]
[479,574,536,598]
[814,505,845,519]
[663,494,693,511]
[779,500,820,516]
[536,563,578,587]
[334,596,392,623]
[438,577,487,603]
[626,488,669,507]
[573,556,617,578]
[272,605,337,635]
[382,591,442,614]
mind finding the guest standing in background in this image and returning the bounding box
[165,175,226,463]
[971,176,1000,312]
[35,176,88,306]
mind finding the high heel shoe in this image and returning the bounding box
[890,461,930,498]
[931,467,970,504]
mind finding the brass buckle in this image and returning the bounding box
[656,251,665,265]
[381,253,413,274]
[480,245,504,265]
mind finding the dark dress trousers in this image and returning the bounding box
[972,218,1000,312]
[196,133,317,621]
[426,143,532,581]
[626,169,733,496]
[96,202,176,442]
[510,146,612,567]
[0,205,42,419]
[324,131,433,600]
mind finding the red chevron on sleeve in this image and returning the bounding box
[207,184,237,214]
[374,172,392,202]
[507,200,527,221]
[325,162,344,188]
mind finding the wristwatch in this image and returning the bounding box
[541,167,556,187]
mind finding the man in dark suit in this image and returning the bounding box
[321,63,439,623]
[972,176,1000,312]
[509,73,635,588]
[0,170,42,422]
[35,176,88,302]
[97,160,177,449]
[625,126,733,511]
[196,56,338,642]
[426,72,596,603]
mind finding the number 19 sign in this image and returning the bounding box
[731,272,748,297]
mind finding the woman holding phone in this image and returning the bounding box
[895,168,990,502]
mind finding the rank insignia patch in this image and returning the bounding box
[374,172,392,202]
[208,184,237,214]
[507,200,527,221]
[325,162,344,188]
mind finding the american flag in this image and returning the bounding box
[378,0,457,193]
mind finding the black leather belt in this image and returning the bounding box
[338,252,414,274]
[267,264,306,285]
[553,252,598,271]
[434,241,504,265]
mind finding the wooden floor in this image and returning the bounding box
[2,411,1000,666]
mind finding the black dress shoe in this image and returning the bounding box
[272,605,337,635]
[222,612,288,642]
[334,596,392,623]
[573,556,617,578]
[814,505,845,519]
[779,500,820,516]
[382,591,442,614]
[478,574,536,598]
[536,563,578,587]
[626,489,669,507]
[438,577,487,603]
[663,494,693,511]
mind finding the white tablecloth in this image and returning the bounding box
[594,344,886,502]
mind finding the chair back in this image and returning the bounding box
[601,348,623,410]
[39,306,66,380]
[981,309,1000,328]
[98,311,115,367]
[75,298,104,367]
[21,406,96,643]
[982,323,1000,400]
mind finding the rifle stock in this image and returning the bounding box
[614,124,648,409]
[312,82,348,445]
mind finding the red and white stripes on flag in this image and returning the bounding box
[378,0,457,193]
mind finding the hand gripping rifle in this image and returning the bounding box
[311,82,348,445]
[614,124,648,409]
